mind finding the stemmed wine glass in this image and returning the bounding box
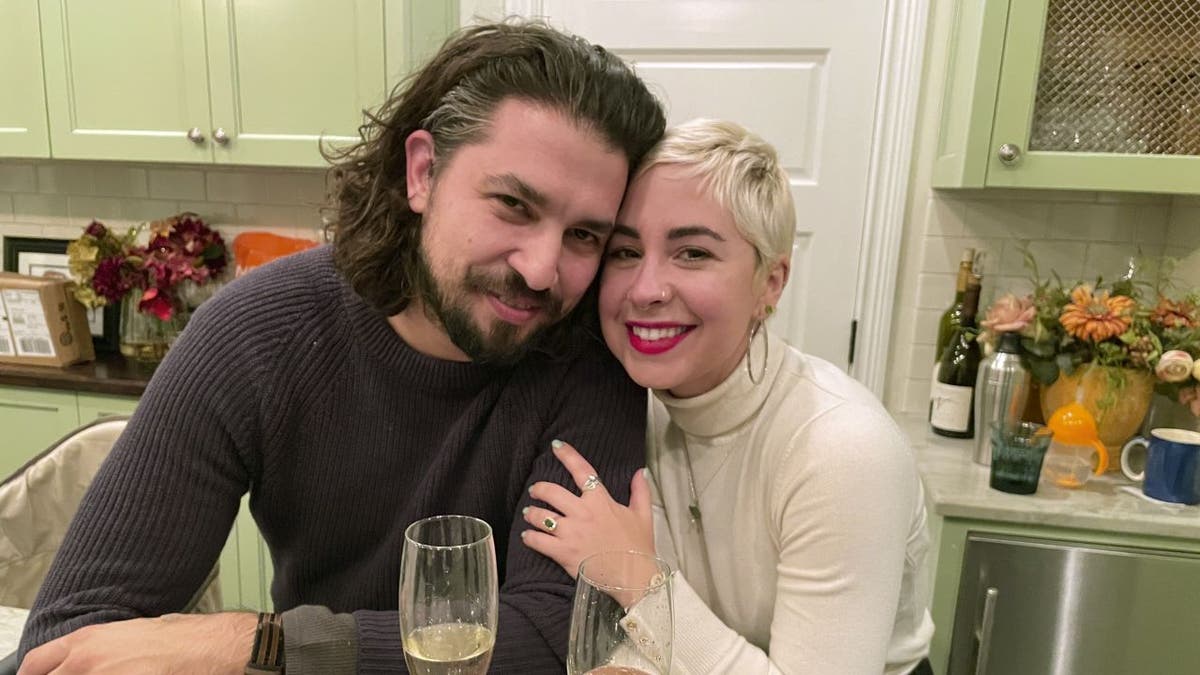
[399,515,498,675]
[568,550,673,675]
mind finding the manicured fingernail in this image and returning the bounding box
[528,485,535,495]
[551,439,565,450]
[520,530,528,539]
[522,506,530,515]
[642,467,650,480]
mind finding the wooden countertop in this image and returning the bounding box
[0,352,154,397]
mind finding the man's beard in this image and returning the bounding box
[413,246,565,366]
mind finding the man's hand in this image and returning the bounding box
[18,612,257,675]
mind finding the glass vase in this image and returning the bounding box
[119,293,185,362]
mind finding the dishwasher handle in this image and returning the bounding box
[974,587,999,675]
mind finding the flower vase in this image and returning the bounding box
[1040,365,1155,467]
[119,294,185,362]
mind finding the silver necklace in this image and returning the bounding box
[682,433,703,527]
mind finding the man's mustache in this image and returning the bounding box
[464,268,563,316]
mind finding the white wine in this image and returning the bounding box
[403,623,495,675]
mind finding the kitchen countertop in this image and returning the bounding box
[897,413,1200,541]
[0,352,154,397]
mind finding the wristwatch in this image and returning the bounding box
[245,612,285,674]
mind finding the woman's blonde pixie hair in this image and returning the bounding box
[635,118,795,275]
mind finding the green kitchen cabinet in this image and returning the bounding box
[37,0,457,167]
[0,0,51,157]
[0,385,78,480]
[219,495,274,612]
[933,0,1200,194]
[928,517,1200,675]
[76,391,140,421]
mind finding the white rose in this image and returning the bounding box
[1193,359,1200,382]
[1156,350,1194,383]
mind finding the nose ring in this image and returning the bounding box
[659,289,668,302]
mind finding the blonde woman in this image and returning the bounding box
[522,119,935,674]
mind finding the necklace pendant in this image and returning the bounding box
[688,503,702,524]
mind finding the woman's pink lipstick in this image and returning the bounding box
[627,322,694,355]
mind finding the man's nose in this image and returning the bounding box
[508,229,562,292]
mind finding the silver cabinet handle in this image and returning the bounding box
[213,127,230,146]
[974,586,999,675]
[186,127,205,144]
[997,143,1021,164]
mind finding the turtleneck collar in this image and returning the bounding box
[652,328,785,438]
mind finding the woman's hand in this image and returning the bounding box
[521,440,655,578]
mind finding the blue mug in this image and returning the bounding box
[1120,428,1200,505]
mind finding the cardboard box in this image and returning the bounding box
[0,273,95,367]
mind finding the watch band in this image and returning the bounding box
[245,612,285,674]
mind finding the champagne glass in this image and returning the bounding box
[399,515,498,675]
[568,550,673,675]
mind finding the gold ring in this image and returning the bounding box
[542,516,557,532]
[582,475,602,491]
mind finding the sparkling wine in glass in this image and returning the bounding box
[399,515,498,675]
[568,550,673,675]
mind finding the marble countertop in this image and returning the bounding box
[896,413,1200,541]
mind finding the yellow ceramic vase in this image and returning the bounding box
[1040,365,1155,468]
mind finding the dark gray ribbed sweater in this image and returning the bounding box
[20,246,646,673]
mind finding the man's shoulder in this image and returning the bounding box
[213,245,339,313]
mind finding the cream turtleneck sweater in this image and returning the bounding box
[638,330,934,674]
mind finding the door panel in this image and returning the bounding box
[0,385,79,480]
[0,1,51,157]
[528,0,886,368]
[205,0,388,167]
[38,0,213,162]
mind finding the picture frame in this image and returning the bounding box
[2,236,121,353]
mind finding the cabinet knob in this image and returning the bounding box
[997,143,1021,164]
[213,128,230,146]
[186,127,205,144]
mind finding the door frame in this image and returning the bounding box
[464,0,929,397]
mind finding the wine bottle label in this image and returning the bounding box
[930,382,972,433]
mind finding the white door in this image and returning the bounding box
[466,0,888,369]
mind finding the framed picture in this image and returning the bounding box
[2,236,121,353]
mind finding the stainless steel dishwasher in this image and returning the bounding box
[947,533,1200,674]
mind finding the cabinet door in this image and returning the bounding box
[988,0,1200,193]
[0,385,79,480]
[0,1,51,157]
[76,391,139,421]
[38,0,213,163]
[204,0,388,167]
[219,494,273,611]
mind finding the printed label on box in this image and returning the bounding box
[1,288,56,357]
[0,293,14,357]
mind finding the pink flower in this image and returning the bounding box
[981,293,1036,334]
[139,288,175,321]
[84,220,107,238]
[1179,386,1200,417]
[1155,350,1195,383]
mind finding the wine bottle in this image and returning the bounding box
[929,248,976,420]
[931,276,982,438]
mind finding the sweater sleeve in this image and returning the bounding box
[350,345,647,673]
[18,286,265,659]
[650,403,917,675]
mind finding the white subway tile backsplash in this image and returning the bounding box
[13,193,69,225]
[1084,243,1140,282]
[121,199,182,222]
[903,378,932,414]
[37,163,94,195]
[923,196,965,237]
[67,196,123,224]
[148,169,206,201]
[0,164,37,193]
[92,167,149,198]
[0,194,12,222]
[206,170,271,204]
[266,171,326,205]
[177,201,238,225]
[916,272,955,309]
[235,203,322,230]
[1133,206,1170,245]
[914,308,943,345]
[0,223,48,238]
[1048,203,1136,242]
[920,235,1000,275]
[962,199,1050,239]
[1166,207,1200,249]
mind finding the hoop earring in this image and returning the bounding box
[745,320,768,384]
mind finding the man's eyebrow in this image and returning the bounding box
[484,173,549,208]
[668,225,726,242]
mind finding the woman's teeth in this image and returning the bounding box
[632,326,688,341]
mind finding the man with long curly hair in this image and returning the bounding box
[20,20,664,674]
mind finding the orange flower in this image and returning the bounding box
[1059,285,1135,342]
[1151,296,1197,329]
